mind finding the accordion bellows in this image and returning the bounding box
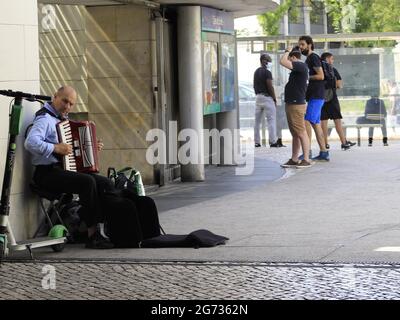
[56,120,100,173]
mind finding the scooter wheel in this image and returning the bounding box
[49,225,68,252]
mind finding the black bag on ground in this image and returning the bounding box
[140,229,229,248]
[187,229,229,248]
[119,188,162,239]
[103,192,143,248]
[140,234,189,248]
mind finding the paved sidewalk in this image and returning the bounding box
[2,261,400,300]
[7,141,400,264]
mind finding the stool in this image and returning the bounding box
[30,183,71,238]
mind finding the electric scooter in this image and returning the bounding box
[0,89,68,261]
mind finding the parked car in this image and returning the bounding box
[239,81,255,128]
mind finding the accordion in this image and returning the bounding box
[56,120,100,173]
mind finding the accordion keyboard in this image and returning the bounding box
[57,121,77,172]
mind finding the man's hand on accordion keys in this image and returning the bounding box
[54,143,73,156]
[97,139,104,151]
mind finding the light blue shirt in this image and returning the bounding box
[24,102,65,166]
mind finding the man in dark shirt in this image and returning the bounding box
[320,52,356,150]
[298,35,329,162]
[361,96,388,146]
[253,53,279,148]
[279,46,311,168]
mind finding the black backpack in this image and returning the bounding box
[59,200,87,244]
[321,60,336,102]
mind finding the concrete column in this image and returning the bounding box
[393,42,400,84]
[283,12,289,36]
[177,6,205,181]
[323,6,328,49]
[155,16,166,186]
[216,108,239,165]
[303,6,312,35]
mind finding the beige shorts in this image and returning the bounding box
[285,104,307,136]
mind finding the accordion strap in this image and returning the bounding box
[35,107,63,120]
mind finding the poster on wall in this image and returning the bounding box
[203,41,220,115]
[221,42,235,112]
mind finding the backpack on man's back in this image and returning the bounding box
[321,60,336,102]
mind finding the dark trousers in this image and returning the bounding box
[102,189,161,247]
[33,164,114,227]
[369,119,387,138]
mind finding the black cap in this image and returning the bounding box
[260,53,272,62]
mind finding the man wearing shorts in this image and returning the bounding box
[279,47,311,168]
[320,52,356,150]
[298,36,329,161]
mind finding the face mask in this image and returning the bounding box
[267,63,273,71]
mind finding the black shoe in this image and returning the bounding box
[368,138,373,147]
[341,143,350,150]
[326,144,330,150]
[85,230,114,249]
[277,138,286,147]
[270,142,280,148]
[346,140,356,147]
[383,137,389,146]
[255,143,261,148]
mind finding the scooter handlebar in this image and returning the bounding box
[0,89,52,101]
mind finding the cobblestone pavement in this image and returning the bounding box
[1,260,400,300]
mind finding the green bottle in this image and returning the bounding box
[133,170,145,196]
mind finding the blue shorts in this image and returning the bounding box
[305,99,325,124]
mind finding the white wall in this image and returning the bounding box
[0,0,41,241]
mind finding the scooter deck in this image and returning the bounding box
[12,237,66,251]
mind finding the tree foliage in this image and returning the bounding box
[318,0,400,33]
[258,0,400,35]
[258,0,297,35]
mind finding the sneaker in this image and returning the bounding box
[270,142,280,148]
[312,151,330,162]
[346,140,356,147]
[255,143,261,148]
[326,144,330,150]
[368,138,373,147]
[281,159,300,168]
[299,150,312,161]
[341,143,350,151]
[277,138,286,147]
[383,137,389,146]
[296,160,312,168]
[85,230,114,249]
